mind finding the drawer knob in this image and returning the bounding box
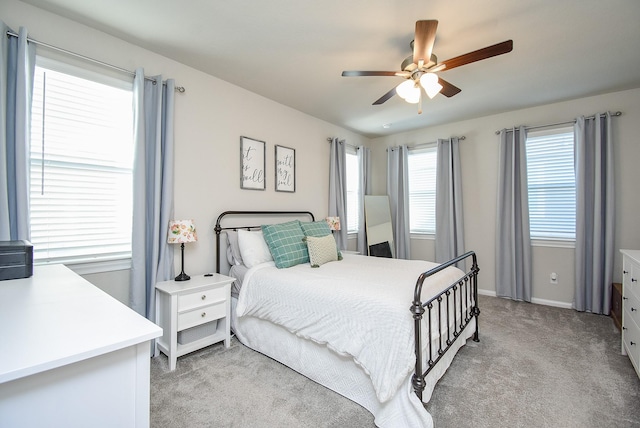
[623,297,629,300]
[624,270,629,274]
[632,341,637,346]
[201,294,207,300]
[633,278,638,283]
[201,312,206,318]
[623,326,627,330]
[632,307,637,312]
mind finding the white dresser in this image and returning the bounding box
[0,264,162,428]
[620,249,640,378]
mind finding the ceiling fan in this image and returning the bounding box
[342,20,513,113]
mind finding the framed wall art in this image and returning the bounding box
[240,136,266,190]
[275,145,295,192]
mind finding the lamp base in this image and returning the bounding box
[174,272,190,281]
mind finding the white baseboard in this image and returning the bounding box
[530,297,573,309]
[478,288,573,309]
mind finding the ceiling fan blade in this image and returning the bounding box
[440,40,513,71]
[438,77,461,97]
[342,71,400,77]
[373,86,398,105]
[413,20,438,65]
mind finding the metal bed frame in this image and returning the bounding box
[214,210,480,402]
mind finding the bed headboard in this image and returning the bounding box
[214,210,315,274]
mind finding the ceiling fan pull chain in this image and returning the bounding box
[418,90,423,115]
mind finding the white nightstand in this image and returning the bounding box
[155,273,234,370]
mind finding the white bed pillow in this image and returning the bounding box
[225,230,244,266]
[237,229,273,268]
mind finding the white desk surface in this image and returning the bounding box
[0,264,161,383]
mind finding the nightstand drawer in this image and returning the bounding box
[178,301,226,331]
[178,286,227,312]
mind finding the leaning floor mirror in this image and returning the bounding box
[364,195,394,258]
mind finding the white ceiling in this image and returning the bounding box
[20,0,640,138]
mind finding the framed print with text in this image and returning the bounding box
[240,136,265,190]
[275,145,295,192]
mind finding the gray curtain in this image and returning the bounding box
[0,24,35,241]
[357,145,371,254]
[387,146,410,259]
[435,138,465,264]
[574,113,614,314]
[496,127,532,302]
[130,69,175,320]
[328,138,347,250]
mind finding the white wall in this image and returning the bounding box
[4,0,639,309]
[2,0,368,304]
[369,88,640,306]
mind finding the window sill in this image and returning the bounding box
[531,239,575,249]
[410,233,435,240]
[35,257,132,275]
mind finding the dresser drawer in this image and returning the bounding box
[623,288,640,327]
[623,258,640,298]
[178,286,227,312]
[178,301,226,331]
[623,311,640,371]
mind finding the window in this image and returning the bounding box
[345,147,360,233]
[408,146,437,234]
[29,57,134,267]
[525,127,575,241]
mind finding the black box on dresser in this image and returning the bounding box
[0,240,33,280]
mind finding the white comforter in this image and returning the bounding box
[235,254,465,403]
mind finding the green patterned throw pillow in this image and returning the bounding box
[300,220,343,259]
[300,220,332,237]
[261,220,309,268]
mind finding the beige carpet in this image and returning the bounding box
[150,295,640,427]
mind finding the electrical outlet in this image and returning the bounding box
[550,272,558,284]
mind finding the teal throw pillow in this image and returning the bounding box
[300,220,332,237]
[261,220,309,268]
[300,220,342,259]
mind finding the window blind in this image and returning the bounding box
[29,64,134,263]
[345,149,359,233]
[525,127,575,240]
[408,146,437,234]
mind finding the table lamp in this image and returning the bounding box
[325,216,340,232]
[167,219,198,281]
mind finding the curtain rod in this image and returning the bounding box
[6,30,186,93]
[326,138,360,149]
[494,111,622,135]
[408,136,466,150]
[385,136,466,151]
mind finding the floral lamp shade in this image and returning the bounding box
[167,220,198,244]
[168,219,197,281]
[325,217,341,231]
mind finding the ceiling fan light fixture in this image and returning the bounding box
[425,82,443,99]
[420,72,443,99]
[404,91,421,104]
[396,79,419,100]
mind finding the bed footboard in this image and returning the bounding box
[410,251,480,401]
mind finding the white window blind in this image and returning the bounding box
[345,148,360,233]
[525,127,575,240]
[408,146,437,234]
[29,60,134,264]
